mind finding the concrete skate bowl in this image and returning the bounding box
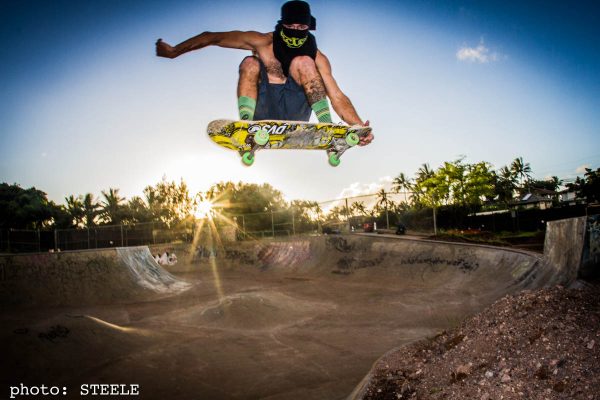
[0,229,579,400]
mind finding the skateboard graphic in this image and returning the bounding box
[207,119,372,166]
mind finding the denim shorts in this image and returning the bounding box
[253,59,312,121]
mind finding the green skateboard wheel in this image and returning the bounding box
[254,129,270,146]
[242,152,254,166]
[346,132,360,146]
[328,152,341,167]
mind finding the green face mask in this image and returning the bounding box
[280,26,308,48]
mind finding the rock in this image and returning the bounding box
[452,364,471,381]
[553,380,567,392]
[501,374,511,383]
[587,340,595,350]
[535,365,549,380]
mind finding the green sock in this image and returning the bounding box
[238,96,256,121]
[311,98,332,123]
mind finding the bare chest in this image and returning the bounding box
[255,46,286,84]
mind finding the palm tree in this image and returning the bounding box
[495,166,518,206]
[393,172,413,204]
[351,201,367,216]
[310,203,323,232]
[549,176,562,191]
[82,193,99,227]
[416,163,435,183]
[375,189,389,210]
[100,188,125,224]
[375,189,394,229]
[65,195,84,227]
[393,172,413,192]
[511,157,532,192]
[412,164,435,207]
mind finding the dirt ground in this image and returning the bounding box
[362,282,600,400]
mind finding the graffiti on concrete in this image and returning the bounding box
[583,215,600,277]
[38,325,70,342]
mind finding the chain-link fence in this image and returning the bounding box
[314,191,435,235]
[0,191,437,254]
[0,222,197,254]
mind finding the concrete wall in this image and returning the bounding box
[0,246,189,308]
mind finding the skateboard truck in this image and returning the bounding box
[326,132,359,167]
[241,129,270,166]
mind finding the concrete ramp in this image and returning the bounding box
[116,247,190,294]
[0,246,190,308]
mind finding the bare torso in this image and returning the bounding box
[253,33,287,84]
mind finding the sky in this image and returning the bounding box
[1,0,599,205]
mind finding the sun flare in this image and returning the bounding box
[195,199,214,219]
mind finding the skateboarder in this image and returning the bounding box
[156,0,373,146]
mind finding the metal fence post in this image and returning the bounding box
[386,207,390,230]
[292,208,296,236]
[345,198,351,232]
[271,210,275,237]
[433,206,438,235]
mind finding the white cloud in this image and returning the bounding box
[338,176,393,199]
[576,164,591,174]
[321,177,408,212]
[457,40,500,63]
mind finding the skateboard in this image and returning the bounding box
[207,119,372,166]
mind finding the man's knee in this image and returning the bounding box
[239,56,260,76]
[289,56,317,74]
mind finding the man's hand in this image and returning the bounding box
[359,120,374,146]
[156,39,178,59]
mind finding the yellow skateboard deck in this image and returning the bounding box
[207,119,372,166]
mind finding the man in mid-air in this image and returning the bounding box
[156,0,373,146]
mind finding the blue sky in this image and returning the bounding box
[1,0,598,204]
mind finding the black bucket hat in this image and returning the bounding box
[280,1,316,30]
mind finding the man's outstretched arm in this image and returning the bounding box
[156,31,265,58]
[315,51,373,145]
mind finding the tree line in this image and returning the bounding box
[391,156,561,212]
[1,158,598,231]
[321,157,597,230]
[0,178,319,231]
